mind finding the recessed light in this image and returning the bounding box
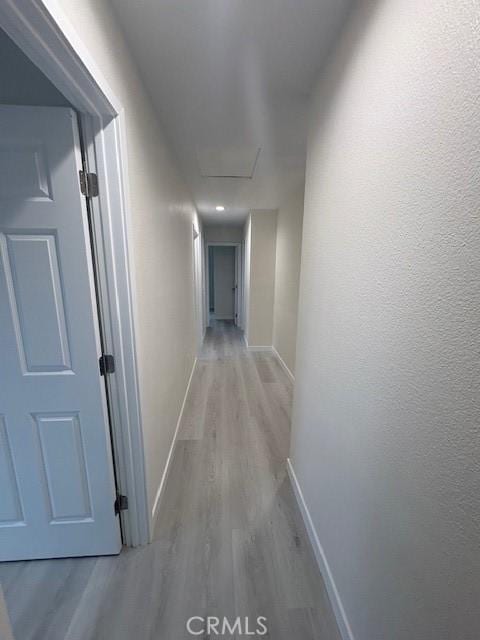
[215,205,225,212]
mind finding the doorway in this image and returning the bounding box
[0,2,150,550]
[207,242,242,327]
[0,104,124,561]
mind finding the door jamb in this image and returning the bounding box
[0,0,150,545]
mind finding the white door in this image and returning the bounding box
[0,105,121,560]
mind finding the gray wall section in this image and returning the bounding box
[0,28,71,106]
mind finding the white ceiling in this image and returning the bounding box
[110,0,352,225]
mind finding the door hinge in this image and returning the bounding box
[114,494,128,515]
[99,354,115,376]
[79,170,99,197]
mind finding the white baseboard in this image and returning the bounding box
[287,458,355,640]
[272,346,295,383]
[151,358,197,533]
[244,336,272,352]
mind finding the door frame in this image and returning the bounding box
[192,222,205,353]
[205,242,243,327]
[0,0,150,546]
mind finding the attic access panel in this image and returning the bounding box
[197,146,260,178]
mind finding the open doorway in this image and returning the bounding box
[207,242,242,327]
[0,26,123,560]
[0,104,123,561]
[0,5,149,552]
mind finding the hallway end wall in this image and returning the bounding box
[57,0,198,535]
[291,1,480,639]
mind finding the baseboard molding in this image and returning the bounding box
[272,346,295,383]
[151,357,197,534]
[287,458,355,640]
[212,315,234,320]
[244,337,273,352]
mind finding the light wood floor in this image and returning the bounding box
[0,321,340,640]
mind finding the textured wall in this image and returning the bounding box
[57,0,198,529]
[291,1,480,639]
[247,211,277,347]
[272,186,304,375]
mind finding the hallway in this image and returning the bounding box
[0,321,340,640]
[0,1,479,637]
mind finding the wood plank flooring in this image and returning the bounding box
[0,321,340,640]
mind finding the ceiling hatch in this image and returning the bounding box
[196,146,260,179]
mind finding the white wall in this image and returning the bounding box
[57,0,199,531]
[246,211,277,347]
[272,186,304,376]
[291,1,480,639]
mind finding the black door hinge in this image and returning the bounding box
[99,354,115,376]
[114,494,128,515]
[79,170,99,197]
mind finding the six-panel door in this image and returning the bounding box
[0,105,121,560]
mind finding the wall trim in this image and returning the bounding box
[151,357,197,534]
[287,458,355,640]
[272,346,295,382]
[244,336,273,352]
[81,114,149,547]
[243,341,296,385]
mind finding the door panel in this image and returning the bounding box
[34,413,92,523]
[0,105,121,560]
[3,233,72,373]
[0,141,51,200]
[0,416,24,525]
